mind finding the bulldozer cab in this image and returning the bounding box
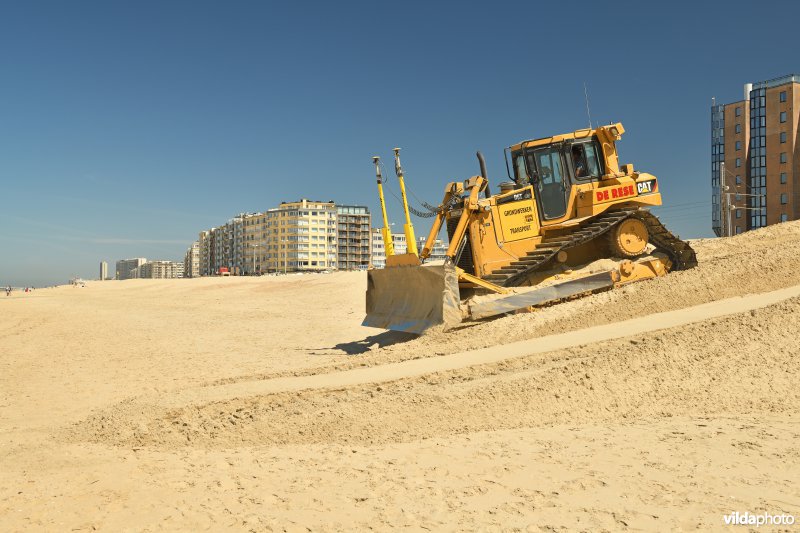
[510,136,606,222]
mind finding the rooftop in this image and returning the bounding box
[752,73,800,90]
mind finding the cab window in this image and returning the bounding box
[531,148,564,186]
[570,142,602,180]
[513,154,529,184]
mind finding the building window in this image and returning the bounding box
[735,140,741,150]
[781,214,789,222]
[735,124,742,133]
[736,209,742,219]
[780,111,787,123]
[736,175,741,185]
[781,172,787,184]
[735,107,742,116]
[780,91,787,103]
[735,158,741,167]
[781,193,788,204]
[781,152,787,163]
[780,132,787,143]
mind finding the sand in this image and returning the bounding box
[2,221,800,531]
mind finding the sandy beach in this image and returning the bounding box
[2,222,800,531]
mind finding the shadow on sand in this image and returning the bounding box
[332,331,418,355]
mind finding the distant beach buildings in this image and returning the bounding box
[115,258,147,280]
[140,260,184,279]
[370,230,446,269]
[187,199,375,276]
[114,257,183,279]
[111,197,448,280]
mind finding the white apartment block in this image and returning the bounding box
[393,233,408,255]
[208,214,248,275]
[370,230,448,269]
[370,231,407,269]
[184,241,200,278]
[198,230,213,276]
[139,260,184,279]
[115,258,147,280]
[418,237,447,261]
[371,229,387,269]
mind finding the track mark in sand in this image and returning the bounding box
[162,283,800,409]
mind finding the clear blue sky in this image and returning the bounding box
[1,1,797,286]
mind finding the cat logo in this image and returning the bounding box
[637,179,657,195]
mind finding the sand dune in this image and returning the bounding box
[2,221,800,530]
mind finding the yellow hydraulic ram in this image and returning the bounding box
[372,156,395,256]
[393,148,418,256]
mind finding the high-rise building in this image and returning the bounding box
[712,74,800,236]
[115,258,147,280]
[139,260,184,279]
[242,211,268,275]
[271,199,337,272]
[184,241,200,278]
[100,261,108,280]
[336,205,371,270]
[371,229,386,269]
[206,214,250,275]
[242,199,337,274]
[198,230,213,276]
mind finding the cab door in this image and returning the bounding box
[527,146,568,220]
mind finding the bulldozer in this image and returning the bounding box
[364,123,697,334]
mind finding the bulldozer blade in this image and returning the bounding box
[363,263,461,334]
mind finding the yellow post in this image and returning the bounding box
[393,148,418,256]
[372,156,395,257]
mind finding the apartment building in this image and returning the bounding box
[242,211,268,274]
[392,233,408,255]
[273,199,337,272]
[100,261,108,281]
[183,241,200,278]
[139,260,184,279]
[115,258,147,280]
[371,229,387,269]
[371,230,448,268]
[336,205,371,270]
[712,74,800,236]
[206,214,249,275]
[243,199,337,274]
[418,237,447,261]
[198,230,214,276]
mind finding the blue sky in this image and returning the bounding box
[1,1,798,286]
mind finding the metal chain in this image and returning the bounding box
[408,205,438,218]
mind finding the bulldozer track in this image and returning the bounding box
[632,210,698,271]
[484,209,697,287]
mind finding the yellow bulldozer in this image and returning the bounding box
[364,123,697,334]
